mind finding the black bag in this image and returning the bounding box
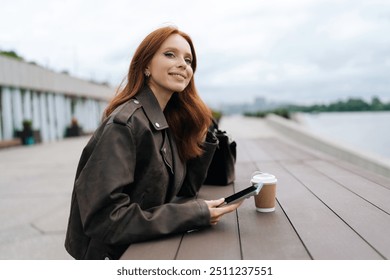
[204,120,237,186]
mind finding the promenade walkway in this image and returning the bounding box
[0,136,90,259]
[1,115,389,259]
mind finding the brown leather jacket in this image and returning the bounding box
[64,87,217,259]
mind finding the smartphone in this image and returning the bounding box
[218,184,262,207]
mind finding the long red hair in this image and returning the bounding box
[104,26,212,161]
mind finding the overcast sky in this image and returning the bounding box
[1,0,390,107]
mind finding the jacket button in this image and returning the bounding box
[155,122,160,128]
[104,257,110,260]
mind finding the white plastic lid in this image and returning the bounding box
[251,172,277,184]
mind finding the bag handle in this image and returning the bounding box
[211,117,219,130]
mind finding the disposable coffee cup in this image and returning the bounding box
[251,172,277,213]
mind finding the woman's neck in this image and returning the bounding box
[148,84,173,110]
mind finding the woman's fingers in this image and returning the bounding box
[205,199,243,225]
[204,198,224,208]
[220,200,243,213]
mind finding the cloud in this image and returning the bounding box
[1,0,390,105]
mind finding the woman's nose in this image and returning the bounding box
[177,57,187,69]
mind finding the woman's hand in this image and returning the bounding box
[204,198,243,225]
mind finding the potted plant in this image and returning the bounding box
[21,119,35,145]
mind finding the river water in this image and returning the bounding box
[299,111,390,161]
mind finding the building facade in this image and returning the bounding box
[0,55,113,143]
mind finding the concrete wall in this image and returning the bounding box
[0,55,112,100]
[0,55,113,143]
[266,114,390,178]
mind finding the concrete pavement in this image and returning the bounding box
[0,136,90,259]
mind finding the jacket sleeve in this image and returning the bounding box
[177,130,218,197]
[74,122,210,245]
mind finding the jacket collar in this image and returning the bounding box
[135,86,169,131]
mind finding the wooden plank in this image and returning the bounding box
[175,214,241,259]
[233,160,310,259]
[235,139,255,163]
[234,161,258,188]
[199,183,235,200]
[175,184,241,259]
[275,136,338,162]
[256,138,318,161]
[119,183,237,260]
[120,235,183,260]
[331,160,390,190]
[281,161,390,259]
[308,159,390,214]
[238,200,311,260]
[236,138,274,162]
[249,138,302,161]
[257,161,383,259]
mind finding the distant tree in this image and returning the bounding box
[247,96,390,118]
[346,98,370,111]
[371,96,384,111]
[0,50,24,61]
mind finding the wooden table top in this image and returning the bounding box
[120,137,390,260]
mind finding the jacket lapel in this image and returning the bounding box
[135,86,168,130]
[166,130,186,201]
[135,86,185,201]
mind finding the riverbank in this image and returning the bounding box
[263,114,390,179]
[298,111,390,159]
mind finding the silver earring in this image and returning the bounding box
[144,70,150,77]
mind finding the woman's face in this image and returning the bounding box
[146,34,194,97]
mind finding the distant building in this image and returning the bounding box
[0,55,113,143]
[219,96,289,115]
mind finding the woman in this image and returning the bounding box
[65,26,241,260]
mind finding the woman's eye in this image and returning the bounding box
[185,58,192,65]
[164,52,175,58]
[164,52,192,65]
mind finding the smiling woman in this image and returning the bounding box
[64,26,243,260]
[104,26,206,160]
[145,34,194,110]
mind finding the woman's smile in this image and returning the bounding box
[169,72,186,80]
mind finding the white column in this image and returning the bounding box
[83,100,90,132]
[92,100,100,129]
[31,91,41,130]
[54,94,66,139]
[47,93,56,141]
[0,89,2,141]
[0,88,3,140]
[39,93,49,142]
[90,100,97,130]
[23,90,33,122]
[64,97,72,127]
[85,99,93,132]
[0,102,2,141]
[12,88,23,131]
[1,87,14,140]
[100,101,107,121]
